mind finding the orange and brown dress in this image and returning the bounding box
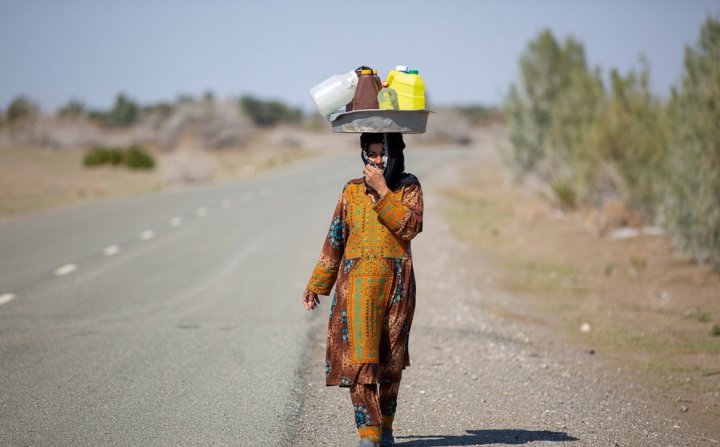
[307,179,423,386]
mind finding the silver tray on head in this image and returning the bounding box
[329,109,431,134]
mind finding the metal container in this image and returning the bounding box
[329,109,431,134]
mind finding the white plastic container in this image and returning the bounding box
[309,70,359,116]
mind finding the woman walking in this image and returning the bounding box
[302,133,423,447]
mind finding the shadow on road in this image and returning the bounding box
[396,429,578,445]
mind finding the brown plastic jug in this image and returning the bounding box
[346,66,382,111]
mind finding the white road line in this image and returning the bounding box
[140,229,155,240]
[169,216,183,227]
[0,293,16,306]
[103,245,120,256]
[55,263,78,276]
[221,199,233,209]
[195,207,209,217]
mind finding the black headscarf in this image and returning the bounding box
[360,133,419,192]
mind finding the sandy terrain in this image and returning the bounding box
[440,143,720,419]
[0,127,355,219]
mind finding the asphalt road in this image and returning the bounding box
[0,148,465,446]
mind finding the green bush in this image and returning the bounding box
[57,100,86,119]
[123,145,155,170]
[505,16,720,269]
[664,16,720,267]
[4,95,39,124]
[550,179,577,210]
[239,95,302,127]
[108,148,125,165]
[89,93,140,127]
[504,30,604,183]
[581,65,668,216]
[83,146,113,166]
[82,145,155,170]
[504,30,561,176]
[711,324,720,337]
[504,30,666,212]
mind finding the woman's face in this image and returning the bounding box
[366,142,384,170]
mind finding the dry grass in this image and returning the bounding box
[0,147,165,216]
[0,127,335,218]
[442,145,720,413]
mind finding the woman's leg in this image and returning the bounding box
[349,384,382,443]
[379,382,400,430]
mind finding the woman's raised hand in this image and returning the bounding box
[302,288,320,311]
[363,165,389,197]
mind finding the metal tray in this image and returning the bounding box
[329,109,431,134]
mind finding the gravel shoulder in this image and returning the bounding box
[290,146,718,446]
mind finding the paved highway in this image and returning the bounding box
[0,149,464,446]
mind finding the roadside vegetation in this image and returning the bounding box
[504,16,720,269]
[0,92,304,133]
[83,145,155,170]
[239,95,302,127]
[0,91,320,216]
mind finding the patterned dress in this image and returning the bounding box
[307,179,423,386]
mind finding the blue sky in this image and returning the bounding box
[1,0,718,112]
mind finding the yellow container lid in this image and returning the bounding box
[359,69,376,75]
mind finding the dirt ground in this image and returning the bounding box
[0,127,352,219]
[439,141,720,421]
[290,133,719,446]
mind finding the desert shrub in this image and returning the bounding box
[550,179,577,210]
[4,95,39,124]
[84,146,114,166]
[455,104,504,125]
[89,93,140,127]
[664,16,720,267]
[711,324,720,337]
[544,39,605,181]
[239,95,301,127]
[505,16,720,268]
[108,148,125,165]
[504,30,604,182]
[107,93,140,127]
[57,100,87,119]
[580,65,668,216]
[504,30,666,215]
[123,145,155,170]
[504,30,561,175]
[83,145,155,170]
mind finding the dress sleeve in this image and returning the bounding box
[306,189,347,295]
[374,182,424,241]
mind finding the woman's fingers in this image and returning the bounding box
[364,165,383,187]
[303,289,319,310]
[364,166,389,197]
